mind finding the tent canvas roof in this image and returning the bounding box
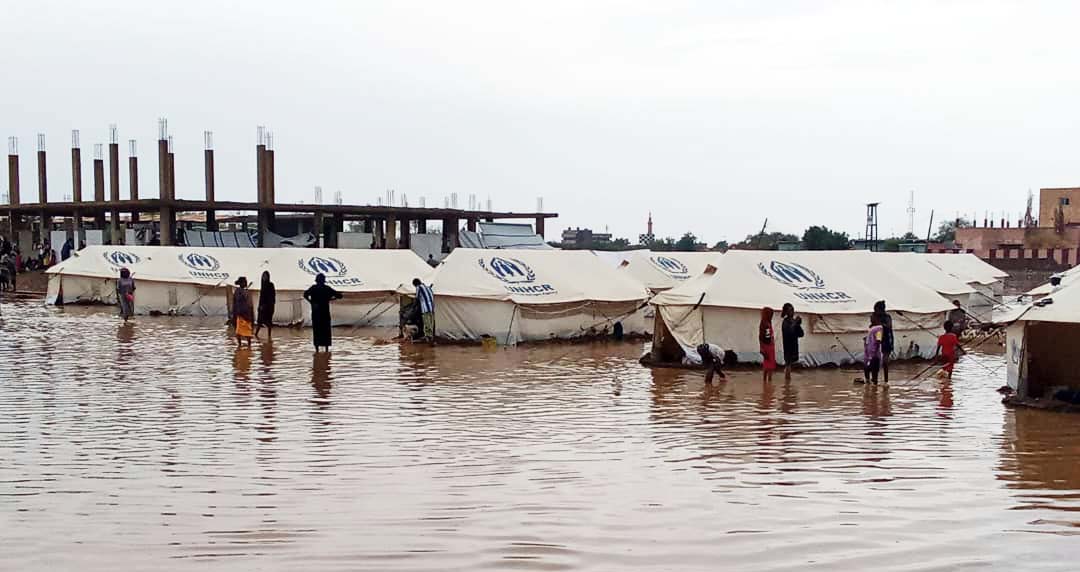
[873,253,975,297]
[417,248,649,304]
[618,251,725,291]
[1013,280,1080,324]
[920,253,1007,285]
[651,250,954,315]
[48,245,432,293]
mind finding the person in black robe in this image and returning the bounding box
[254,270,276,339]
[303,273,343,352]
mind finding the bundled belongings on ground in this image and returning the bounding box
[46,245,432,327]
[401,248,650,345]
[648,250,955,368]
[1004,280,1080,412]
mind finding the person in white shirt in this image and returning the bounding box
[696,343,729,384]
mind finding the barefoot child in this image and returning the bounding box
[864,314,884,384]
[935,320,961,379]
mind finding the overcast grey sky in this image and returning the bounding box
[4,1,1080,244]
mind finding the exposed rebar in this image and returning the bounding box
[128,139,137,156]
[204,131,213,150]
[93,143,103,161]
[71,129,80,149]
[109,124,118,145]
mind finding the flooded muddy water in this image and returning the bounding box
[2,302,1079,570]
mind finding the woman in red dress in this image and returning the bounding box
[759,307,777,382]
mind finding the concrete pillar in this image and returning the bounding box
[7,150,19,205]
[417,219,427,234]
[535,217,545,238]
[333,213,344,248]
[314,211,325,247]
[265,148,275,205]
[159,206,175,246]
[93,149,106,230]
[443,217,459,252]
[37,137,52,237]
[128,141,139,223]
[374,218,384,249]
[37,145,47,205]
[204,145,217,231]
[256,141,266,205]
[109,138,121,244]
[157,138,169,200]
[362,219,372,233]
[466,217,477,232]
[401,218,411,248]
[386,216,398,249]
[71,139,82,203]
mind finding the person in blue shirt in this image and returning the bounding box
[413,278,435,342]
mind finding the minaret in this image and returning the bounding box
[647,212,653,235]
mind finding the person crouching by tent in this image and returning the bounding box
[232,277,255,349]
[413,278,435,343]
[864,314,884,384]
[935,320,961,379]
[117,267,136,322]
[254,270,276,340]
[304,273,343,353]
[872,300,895,384]
[759,307,777,383]
[780,303,804,381]
[697,343,736,384]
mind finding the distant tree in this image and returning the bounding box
[802,226,851,250]
[674,232,699,252]
[733,231,799,250]
[712,240,729,252]
[901,232,919,241]
[651,237,677,251]
[933,218,971,243]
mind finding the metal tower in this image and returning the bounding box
[907,191,915,236]
[865,202,880,251]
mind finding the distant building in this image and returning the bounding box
[1038,187,1080,227]
[561,227,613,249]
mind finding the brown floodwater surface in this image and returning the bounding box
[2,302,1079,570]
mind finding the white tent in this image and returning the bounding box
[617,251,725,293]
[650,250,953,366]
[410,248,650,344]
[1005,281,1080,401]
[1027,264,1080,298]
[920,253,1007,300]
[46,246,432,327]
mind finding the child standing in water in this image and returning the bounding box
[935,320,961,379]
[864,314,884,384]
[759,307,777,383]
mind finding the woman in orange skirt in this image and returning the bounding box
[759,306,777,382]
[232,276,255,349]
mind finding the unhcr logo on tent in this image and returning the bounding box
[649,256,689,279]
[298,256,362,286]
[479,256,556,296]
[103,250,141,267]
[758,260,854,303]
[178,252,229,280]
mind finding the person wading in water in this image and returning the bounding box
[872,300,894,384]
[232,277,255,349]
[780,303,804,381]
[117,267,136,322]
[759,307,777,383]
[254,270,276,340]
[304,273,343,352]
[696,343,731,384]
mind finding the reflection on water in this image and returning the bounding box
[1,302,1079,570]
